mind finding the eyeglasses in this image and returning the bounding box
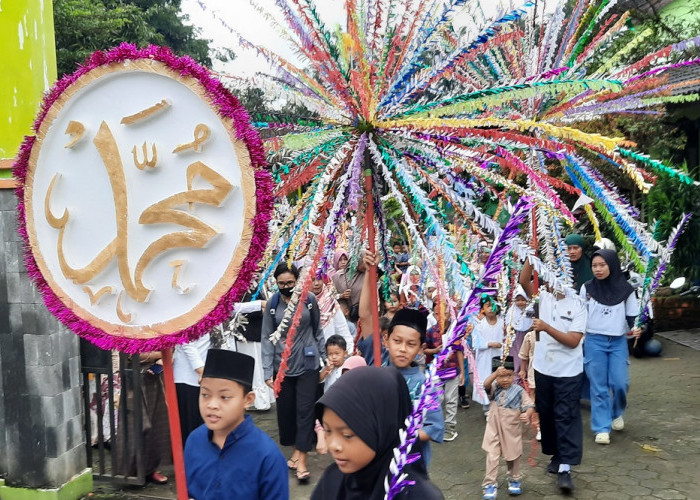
[277,280,296,288]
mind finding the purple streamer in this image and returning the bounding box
[385,196,534,499]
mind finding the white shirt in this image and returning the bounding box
[506,304,533,331]
[173,334,211,387]
[324,366,342,392]
[533,290,586,377]
[322,308,354,354]
[580,284,638,336]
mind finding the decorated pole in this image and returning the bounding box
[161,349,187,499]
[364,146,382,366]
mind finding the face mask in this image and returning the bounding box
[279,287,294,297]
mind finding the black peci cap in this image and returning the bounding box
[202,349,255,388]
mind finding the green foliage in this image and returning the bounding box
[54,0,216,77]
[646,173,700,283]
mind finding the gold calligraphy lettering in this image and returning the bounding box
[172,124,210,154]
[132,142,158,170]
[169,259,191,294]
[116,291,132,323]
[83,285,114,305]
[46,122,232,305]
[134,161,233,288]
[64,121,86,148]
[120,99,171,125]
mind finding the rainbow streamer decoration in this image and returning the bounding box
[195,1,700,495]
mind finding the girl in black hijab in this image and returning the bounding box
[311,366,443,500]
[580,249,640,445]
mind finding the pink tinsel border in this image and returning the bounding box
[12,43,273,353]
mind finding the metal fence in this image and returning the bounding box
[80,340,146,485]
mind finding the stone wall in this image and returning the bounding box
[0,189,86,487]
[652,296,700,332]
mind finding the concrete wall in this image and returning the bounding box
[0,189,86,488]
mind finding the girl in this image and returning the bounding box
[312,366,444,499]
[261,263,326,482]
[480,358,534,499]
[580,249,640,445]
[472,296,505,416]
[505,286,532,383]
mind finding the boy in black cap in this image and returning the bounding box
[384,307,444,468]
[480,356,534,500]
[184,349,288,500]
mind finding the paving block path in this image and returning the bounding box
[86,334,700,499]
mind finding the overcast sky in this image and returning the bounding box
[180,0,544,82]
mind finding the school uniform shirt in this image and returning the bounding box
[184,415,288,500]
[580,284,638,336]
[396,364,445,466]
[532,290,587,378]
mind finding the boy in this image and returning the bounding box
[393,241,409,274]
[384,307,445,466]
[320,334,348,391]
[184,350,288,499]
[481,357,534,499]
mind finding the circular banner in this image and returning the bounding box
[14,44,272,352]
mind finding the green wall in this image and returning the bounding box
[0,0,57,160]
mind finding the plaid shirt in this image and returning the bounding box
[425,324,464,371]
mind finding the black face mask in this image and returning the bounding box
[279,287,294,297]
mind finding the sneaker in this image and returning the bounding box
[508,479,522,495]
[547,459,560,474]
[595,432,610,445]
[460,396,471,409]
[612,416,624,431]
[482,484,497,500]
[444,430,458,442]
[558,471,575,492]
[536,429,541,441]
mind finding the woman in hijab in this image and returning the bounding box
[580,249,640,445]
[565,234,593,293]
[312,366,444,500]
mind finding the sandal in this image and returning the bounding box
[287,458,299,470]
[296,469,310,483]
[147,471,168,484]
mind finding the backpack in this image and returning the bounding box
[268,292,321,335]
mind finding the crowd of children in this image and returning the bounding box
[173,235,644,499]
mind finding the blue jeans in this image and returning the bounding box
[584,334,630,434]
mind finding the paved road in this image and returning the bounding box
[88,331,700,499]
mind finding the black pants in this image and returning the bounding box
[276,369,319,452]
[535,370,583,466]
[176,383,203,445]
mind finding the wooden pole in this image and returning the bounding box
[364,167,382,366]
[161,349,188,500]
[531,207,539,291]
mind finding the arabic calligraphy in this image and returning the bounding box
[44,110,232,322]
[132,142,158,170]
[173,123,210,154]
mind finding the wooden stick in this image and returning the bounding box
[161,349,188,499]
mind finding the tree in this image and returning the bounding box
[53,0,216,77]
